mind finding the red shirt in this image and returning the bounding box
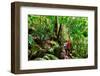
[66,41,71,49]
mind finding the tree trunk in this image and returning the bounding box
[54,16,59,39]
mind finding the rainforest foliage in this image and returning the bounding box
[28,15,88,60]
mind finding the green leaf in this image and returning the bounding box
[28,34,33,45]
[43,54,58,60]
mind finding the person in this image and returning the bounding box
[60,46,69,59]
[64,39,72,58]
[66,40,71,51]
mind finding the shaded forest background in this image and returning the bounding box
[28,15,88,60]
